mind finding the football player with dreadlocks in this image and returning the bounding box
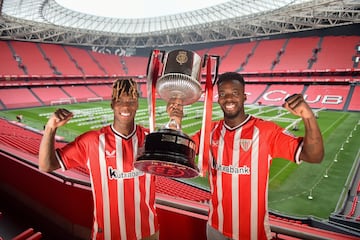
[39,78,159,240]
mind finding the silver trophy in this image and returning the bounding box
[135,49,218,178]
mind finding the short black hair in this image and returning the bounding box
[217,72,245,86]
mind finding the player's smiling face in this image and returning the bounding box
[217,79,246,120]
[111,94,138,122]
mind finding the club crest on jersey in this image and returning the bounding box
[240,139,252,151]
[105,150,116,158]
[211,140,219,147]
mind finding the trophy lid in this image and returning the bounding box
[156,49,202,105]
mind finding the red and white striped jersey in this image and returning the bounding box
[193,115,303,240]
[56,124,158,240]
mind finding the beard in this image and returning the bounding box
[223,110,240,120]
[222,107,242,120]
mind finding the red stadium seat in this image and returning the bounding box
[345,196,358,219]
[26,232,42,240]
[12,228,34,240]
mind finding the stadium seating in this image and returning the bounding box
[10,41,54,76]
[242,39,286,73]
[0,88,42,109]
[242,84,268,104]
[219,42,257,72]
[195,49,209,59]
[0,41,25,77]
[0,37,359,112]
[206,45,232,64]
[139,83,148,98]
[0,118,209,203]
[303,85,350,110]
[65,46,106,76]
[0,224,42,240]
[89,51,126,76]
[241,76,357,83]
[87,85,112,100]
[207,45,231,57]
[61,85,100,102]
[30,86,73,106]
[0,119,42,155]
[39,43,83,76]
[156,177,210,203]
[347,85,360,111]
[12,228,42,240]
[121,56,148,76]
[311,36,360,71]
[273,37,320,72]
[255,84,305,107]
[346,196,359,219]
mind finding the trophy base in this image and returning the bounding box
[135,158,199,178]
[135,129,199,178]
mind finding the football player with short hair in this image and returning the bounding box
[191,72,324,240]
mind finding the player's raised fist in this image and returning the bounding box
[282,94,314,119]
[46,108,74,129]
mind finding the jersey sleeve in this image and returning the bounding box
[270,123,303,164]
[55,131,94,170]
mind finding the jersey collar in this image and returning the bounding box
[110,123,136,139]
[224,114,251,131]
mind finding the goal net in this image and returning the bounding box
[50,97,77,106]
[87,97,104,102]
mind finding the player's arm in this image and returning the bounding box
[283,94,324,163]
[39,108,73,172]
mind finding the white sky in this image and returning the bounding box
[56,0,228,18]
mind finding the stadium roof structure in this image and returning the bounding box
[0,0,359,49]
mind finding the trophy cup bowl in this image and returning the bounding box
[156,73,202,105]
[135,49,202,178]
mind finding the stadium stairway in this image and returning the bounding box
[5,41,27,76]
[344,85,356,111]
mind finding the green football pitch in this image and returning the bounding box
[1,98,359,220]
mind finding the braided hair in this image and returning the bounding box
[111,78,139,101]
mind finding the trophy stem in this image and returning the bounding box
[165,118,181,131]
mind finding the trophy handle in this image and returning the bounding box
[198,54,220,177]
[202,54,220,86]
[146,49,165,132]
[212,55,220,86]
